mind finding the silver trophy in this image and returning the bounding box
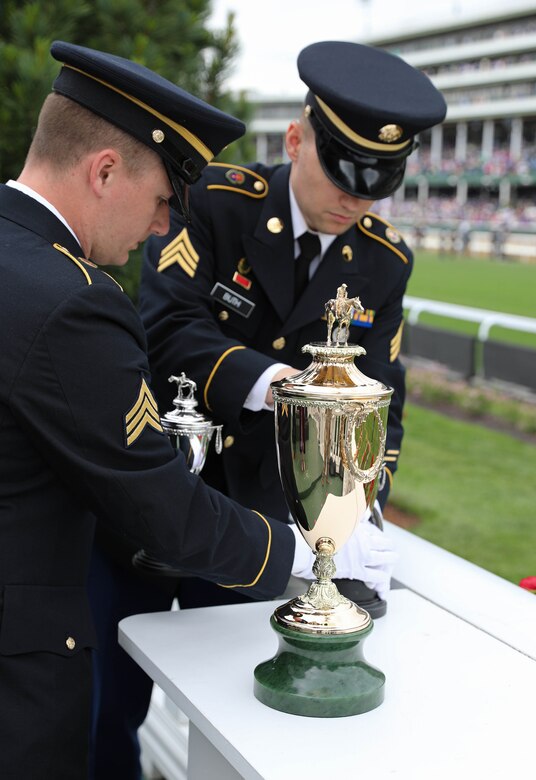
[254,285,392,716]
[132,373,222,575]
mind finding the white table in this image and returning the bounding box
[119,587,536,780]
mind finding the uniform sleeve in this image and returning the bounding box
[357,256,412,508]
[140,195,276,428]
[11,283,294,599]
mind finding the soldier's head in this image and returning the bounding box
[29,41,246,223]
[286,41,446,235]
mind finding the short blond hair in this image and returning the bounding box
[27,93,155,175]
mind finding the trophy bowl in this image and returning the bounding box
[254,285,392,717]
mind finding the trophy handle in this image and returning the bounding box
[343,406,386,483]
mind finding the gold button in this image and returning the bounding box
[152,129,165,143]
[272,337,286,350]
[66,637,76,651]
[223,435,235,448]
[218,310,229,321]
[253,181,265,192]
[267,217,284,234]
[362,216,372,229]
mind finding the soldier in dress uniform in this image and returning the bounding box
[88,40,447,779]
[0,40,353,780]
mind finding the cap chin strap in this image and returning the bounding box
[164,160,191,223]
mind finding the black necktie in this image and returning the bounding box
[294,231,321,303]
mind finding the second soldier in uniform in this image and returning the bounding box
[89,41,447,777]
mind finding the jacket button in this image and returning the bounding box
[66,637,76,651]
[218,310,229,321]
[223,435,235,448]
[272,337,286,350]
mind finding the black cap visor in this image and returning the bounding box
[310,110,416,200]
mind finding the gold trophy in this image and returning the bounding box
[254,285,392,717]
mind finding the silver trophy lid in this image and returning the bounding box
[160,373,223,445]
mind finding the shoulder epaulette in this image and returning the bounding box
[206,162,269,199]
[357,213,410,265]
[52,243,123,290]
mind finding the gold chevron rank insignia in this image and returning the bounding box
[157,227,199,277]
[124,377,163,447]
[390,321,404,362]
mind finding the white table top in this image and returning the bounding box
[119,589,535,780]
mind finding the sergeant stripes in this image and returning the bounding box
[157,227,199,277]
[390,321,403,362]
[124,377,163,447]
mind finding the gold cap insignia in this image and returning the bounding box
[157,227,199,277]
[362,216,373,229]
[152,129,165,143]
[124,377,163,447]
[378,124,403,143]
[267,217,284,234]
[385,227,401,244]
[342,245,353,262]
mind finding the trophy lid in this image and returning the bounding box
[272,285,393,404]
[160,373,222,438]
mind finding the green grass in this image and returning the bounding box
[388,402,536,585]
[406,251,536,349]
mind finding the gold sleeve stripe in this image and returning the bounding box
[53,243,92,285]
[384,455,398,463]
[390,322,404,362]
[157,228,199,277]
[219,511,272,589]
[386,449,400,455]
[385,467,393,489]
[358,217,409,264]
[203,346,246,410]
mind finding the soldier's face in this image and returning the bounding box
[92,154,173,266]
[286,120,373,235]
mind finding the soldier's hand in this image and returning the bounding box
[265,367,301,407]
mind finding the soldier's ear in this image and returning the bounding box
[285,120,303,162]
[88,149,122,198]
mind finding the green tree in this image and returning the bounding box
[0,0,255,299]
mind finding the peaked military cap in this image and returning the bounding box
[50,41,245,217]
[297,41,447,200]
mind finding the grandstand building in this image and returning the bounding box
[248,5,536,258]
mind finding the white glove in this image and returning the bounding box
[290,508,398,600]
[334,514,398,599]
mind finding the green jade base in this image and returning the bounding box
[254,615,385,717]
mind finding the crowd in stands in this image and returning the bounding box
[406,146,536,178]
[374,196,536,231]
